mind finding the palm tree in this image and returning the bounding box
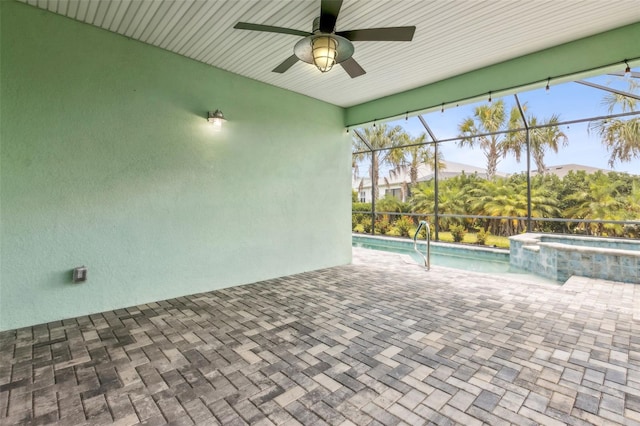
[352,124,404,200]
[468,176,558,236]
[468,179,522,235]
[626,180,640,217]
[376,194,405,213]
[409,181,435,214]
[437,178,470,229]
[589,79,640,167]
[529,115,569,174]
[458,100,523,179]
[564,172,627,236]
[415,174,477,230]
[460,100,569,178]
[529,183,561,231]
[624,180,640,237]
[388,133,446,200]
[501,106,568,174]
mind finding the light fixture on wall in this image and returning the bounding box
[545,77,551,93]
[207,109,226,131]
[624,59,631,78]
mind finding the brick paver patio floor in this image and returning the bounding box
[1,247,639,425]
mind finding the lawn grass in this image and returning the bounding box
[436,232,510,249]
[354,229,512,249]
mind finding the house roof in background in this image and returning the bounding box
[533,163,610,178]
[353,160,506,190]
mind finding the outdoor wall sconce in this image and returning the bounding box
[207,109,226,131]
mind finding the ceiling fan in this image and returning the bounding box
[233,0,416,78]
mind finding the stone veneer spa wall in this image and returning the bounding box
[510,233,640,283]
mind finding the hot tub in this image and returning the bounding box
[510,233,640,283]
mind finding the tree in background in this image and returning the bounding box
[458,100,524,179]
[357,167,640,238]
[589,79,640,167]
[352,124,404,200]
[459,100,569,177]
[376,194,407,213]
[509,113,569,174]
[459,173,558,235]
[388,132,446,200]
[410,173,480,231]
[530,115,569,174]
[437,174,475,229]
[409,181,435,215]
[351,87,640,239]
[564,171,627,235]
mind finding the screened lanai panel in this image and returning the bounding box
[580,68,640,110]
[419,95,528,141]
[530,119,640,237]
[377,116,437,225]
[421,96,525,175]
[439,133,530,239]
[351,120,424,153]
[351,116,435,203]
[351,65,640,241]
[351,136,365,154]
[429,93,530,237]
[517,77,625,128]
[522,91,640,173]
[373,115,438,187]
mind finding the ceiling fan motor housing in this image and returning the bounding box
[312,16,322,33]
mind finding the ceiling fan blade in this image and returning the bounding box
[337,26,416,42]
[341,57,366,78]
[234,22,311,37]
[319,0,343,33]
[272,55,299,73]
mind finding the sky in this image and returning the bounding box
[356,67,640,177]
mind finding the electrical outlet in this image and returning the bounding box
[72,266,87,283]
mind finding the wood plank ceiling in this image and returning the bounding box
[18,0,640,107]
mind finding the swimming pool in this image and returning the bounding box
[353,234,557,283]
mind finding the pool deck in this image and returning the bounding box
[1,247,639,425]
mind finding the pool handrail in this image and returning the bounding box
[413,220,431,270]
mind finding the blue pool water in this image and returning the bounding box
[354,240,511,273]
[353,235,557,283]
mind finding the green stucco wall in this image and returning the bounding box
[346,21,640,127]
[0,1,351,331]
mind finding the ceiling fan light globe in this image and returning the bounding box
[294,34,353,73]
[312,36,338,72]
